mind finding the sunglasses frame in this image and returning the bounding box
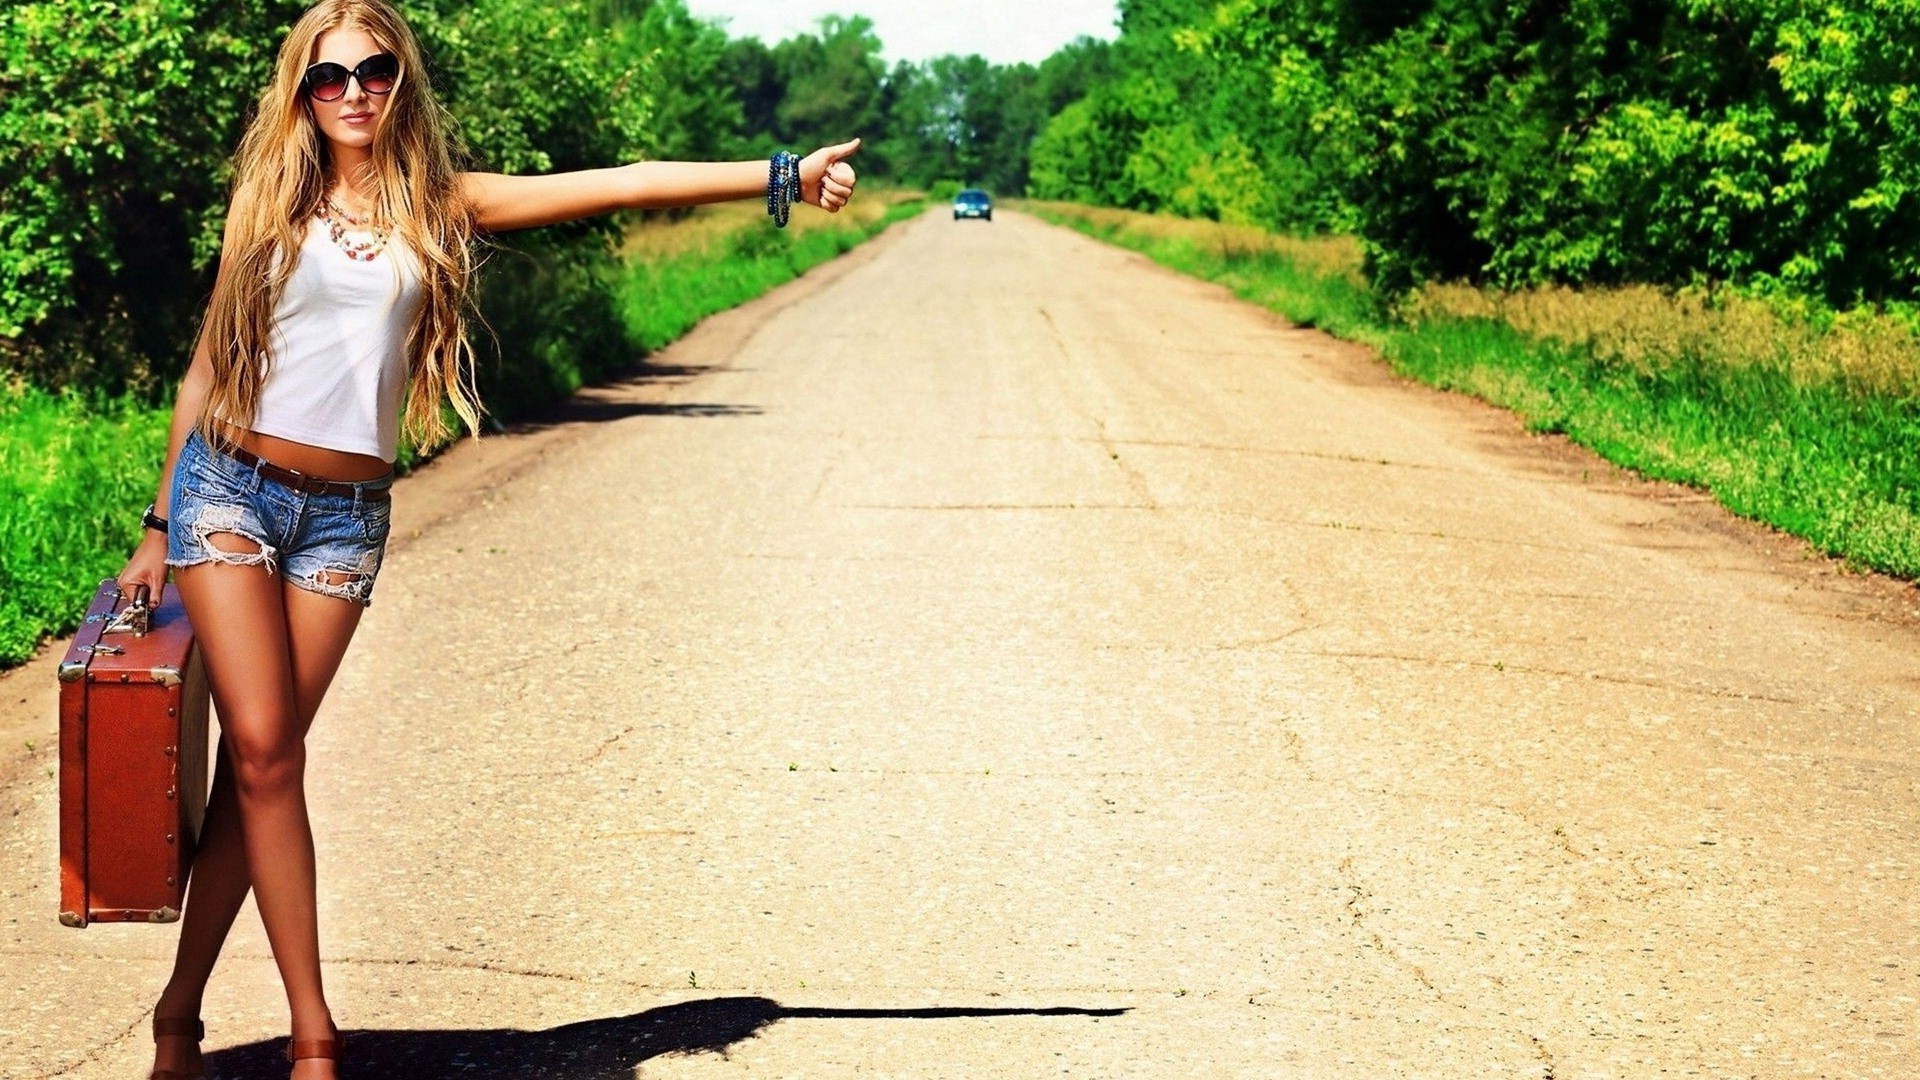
[301,52,400,104]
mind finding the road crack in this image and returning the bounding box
[1306,648,1805,705]
[1339,856,1438,993]
[43,1007,153,1078]
[1337,855,1558,1077]
[583,724,637,765]
[1204,623,1326,652]
[1037,304,1162,513]
[1094,417,1160,512]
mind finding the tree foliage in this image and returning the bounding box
[1030,0,1346,230]
[1028,0,1920,306]
[0,0,302,390]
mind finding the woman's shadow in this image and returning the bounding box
[205,996,1128,1078]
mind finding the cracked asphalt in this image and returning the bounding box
[3,209,1919,1077]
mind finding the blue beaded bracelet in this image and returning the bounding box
[766,153,782,221]
[767,150,801,228]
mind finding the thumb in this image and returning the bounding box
[827,136,862,162]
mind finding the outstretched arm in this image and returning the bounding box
[465,139,861,233]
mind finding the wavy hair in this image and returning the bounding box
[198,0,481,453]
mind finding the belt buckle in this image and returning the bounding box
[272,461,317,493]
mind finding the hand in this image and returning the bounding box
[118,530,170,608]
[800,138,861,213]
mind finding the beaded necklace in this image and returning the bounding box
[317,197,390,262]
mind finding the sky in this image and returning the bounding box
[680,1,1121,66]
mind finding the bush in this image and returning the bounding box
[0,0,666,403]
[0,0,301,392]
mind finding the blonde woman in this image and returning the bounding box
[114,2,859,1076]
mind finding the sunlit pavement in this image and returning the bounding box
[4,209,1916,1078]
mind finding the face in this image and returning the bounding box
[304,28,396,154]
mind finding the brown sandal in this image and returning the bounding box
[285,1024,345,1070]
[150,1016,206,1080]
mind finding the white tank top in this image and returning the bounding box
[248,216,423,462]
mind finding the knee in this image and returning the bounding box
[226,730,306,799]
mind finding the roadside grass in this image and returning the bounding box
[0,192,926,668]
[1023,199,1920,581]
[615,191,924,353]
[0,382,169,666]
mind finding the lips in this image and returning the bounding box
[341,112,374,123]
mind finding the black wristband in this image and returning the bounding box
[142,504,169,534]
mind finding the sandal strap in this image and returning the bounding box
[285,1030,345,1062]
[152,1016,205,1041]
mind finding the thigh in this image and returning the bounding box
[281,581,366,732]
[174,560,298,748]
[277,493,381,728]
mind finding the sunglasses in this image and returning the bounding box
[301,52,399,103]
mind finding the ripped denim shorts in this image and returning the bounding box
[165,429,395,606]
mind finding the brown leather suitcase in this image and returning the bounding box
[57,579,211,927]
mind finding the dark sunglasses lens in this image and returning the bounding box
[306,63,350,101]
[358,54,398,94]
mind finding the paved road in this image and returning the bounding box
[3,209,1918,1078]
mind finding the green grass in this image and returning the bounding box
[0,383,170,665]
[617,196,925,351]
[0,196,926,668]
[1028,202,1920,580]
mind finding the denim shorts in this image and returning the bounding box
[165,429,395,606]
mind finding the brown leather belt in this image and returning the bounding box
[215,441,393,501]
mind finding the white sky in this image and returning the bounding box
[681,1,1121,66]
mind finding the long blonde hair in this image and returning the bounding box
[199,0,481,453]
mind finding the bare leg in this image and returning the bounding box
[150,745,245,1075]
[153,540,365,1079]
[273,579,365,1080]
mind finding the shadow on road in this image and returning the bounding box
[511,399,764,431]
[503,363,766,434]
[203,996,1128,1078]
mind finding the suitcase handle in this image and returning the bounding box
[104,584,152,638]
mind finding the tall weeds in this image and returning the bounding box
[1409,283,1920,397]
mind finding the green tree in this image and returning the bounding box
[598,0,742,162]
[775,16,886,148]
[0,0,303,392]
[1027,0,1920,304]
[719,35,785,157]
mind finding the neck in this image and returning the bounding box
[328,147,376,208]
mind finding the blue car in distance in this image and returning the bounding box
[952,188,992,221]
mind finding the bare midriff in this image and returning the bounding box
[215,421,393,482]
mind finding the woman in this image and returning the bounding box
[115,2,859,1076]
